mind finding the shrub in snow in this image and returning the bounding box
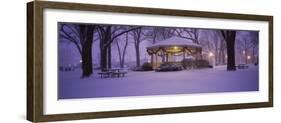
[194,59,212,68]
[142,62,153,71]
[131,66,142,71]
[131,62,153,71]
[181,59,196,69]
[156,62,183,72]
[181,59,212,69]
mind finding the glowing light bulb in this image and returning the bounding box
[209,52,214,57]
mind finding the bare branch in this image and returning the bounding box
[104,27,141,47]
[221,30,227,40]
[60,24,82,55]
[65,24,80,39]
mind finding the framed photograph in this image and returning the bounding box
[27,1,273,122]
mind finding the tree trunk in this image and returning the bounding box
[226,31,236,71]
[121,36,129,68]
[135,44,141,67]
[116,40,123,67]
[99,36,107,71]
[120,58,125,68]
[222,51,225,65]
[100,48,108,71]
[245,49,248,64]
[99,27,112,71]
[218,49,222,65]
[81,25,95,78]
[133,28,142,67]
[252,47,255,63]
[107,44,112,69]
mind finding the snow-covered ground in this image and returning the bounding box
[58,65,258,99]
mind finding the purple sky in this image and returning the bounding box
[58,23,259,68]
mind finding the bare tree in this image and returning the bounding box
[213,32,219,65]
[115,32,129,68]
[249,31,259,63]
[158,27,176,40]
[176,28,200,44]
[214,31,226,65]
[219,40,227,65]
[221,30,237,71]
[97,25,140,70]
[242,39,252,64]
[59,23,96,78]
[131,27,146,67]
[236,31,259,64]
[201,30,219,65]
[144,27,162,44]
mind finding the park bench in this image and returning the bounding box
[98,71,112,78]
[98,68,128,78]
[111,71,127,78]
[236,64,249,69]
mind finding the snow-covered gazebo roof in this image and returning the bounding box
[146,36,202,55]
[147,36,201,49]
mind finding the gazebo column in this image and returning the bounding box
[155,53,158,68]
[168,53,172,62]
[193,49,198,60]
[195,53,199,60]
[199,50,203,60]
[166,54,169,62]
[161,52,165,63]
[151,54,154,69]
[183,49,186,60]
[196,49,202,60]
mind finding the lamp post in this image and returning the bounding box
[209,52,214,66]
[242,50,246,64]
[209,52,214,57]
[247,55,251,64]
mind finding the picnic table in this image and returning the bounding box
[236,64,249,69]
[98,71,112,78]
[98,68,128,78]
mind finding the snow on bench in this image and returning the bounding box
[98,71,127,78]
[236,64,249,69]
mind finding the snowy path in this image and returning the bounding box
[58,65,258,99]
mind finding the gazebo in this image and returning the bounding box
[146,36,202,69]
